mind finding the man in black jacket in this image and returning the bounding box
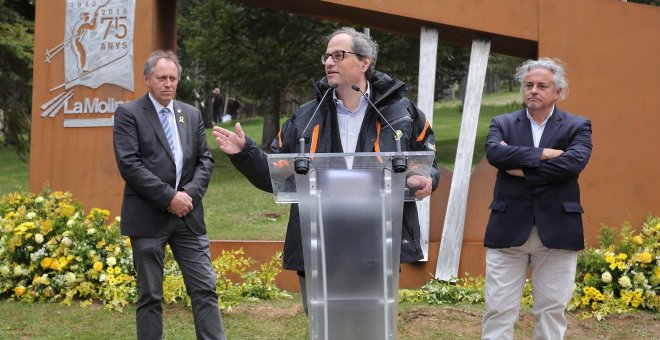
[212,27,439,312]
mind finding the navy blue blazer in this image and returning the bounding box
[484,107,592,251]
[113,94,214,237]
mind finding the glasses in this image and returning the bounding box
[321,50,360,64]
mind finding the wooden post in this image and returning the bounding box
[416,26,438,260]
[435,37,490,280]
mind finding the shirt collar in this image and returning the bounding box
[148,92,174,114]
[526,105,554,127]
[333,82,370,115]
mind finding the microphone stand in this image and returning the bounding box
[294,83,338,175]
[351,85,407,173]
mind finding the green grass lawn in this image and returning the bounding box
[2,299,657,339]
[0,93,521,240]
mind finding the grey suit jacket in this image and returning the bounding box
[113,94,214,237]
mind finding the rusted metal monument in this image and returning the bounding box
[31,1,659,292]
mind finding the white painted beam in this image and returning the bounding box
[435,37,491,280]
[416,26,438,261]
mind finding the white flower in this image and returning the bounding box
[115,216,121,223]
[87,228,96,235]
[29,248,46,262]
[65,272,76,283]
[34,233,44,244]
[99,274,107,282]
[13,265,23,276]
[35,196,45,204]
[618,275,632,288]
[66,219,75,227]
[106,257,117,267]
[26,212,36,220]
[0,265,9,276]
[601,271,612,283]
[61,236,72,247]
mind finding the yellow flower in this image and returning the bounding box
[632,235,643,245]
[13,286,26,297]
[93,261,104,272]
[34,233,44,244]
[41,257,53,270]
[636,252,653,264]
[2,224,13,233]
[40,219,53,235]
[59,204,75,217]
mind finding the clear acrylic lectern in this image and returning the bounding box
[268,151,434,340]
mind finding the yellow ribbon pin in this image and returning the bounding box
[178,116,184,124]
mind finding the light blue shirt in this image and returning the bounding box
[149,93,183,189]
[526,106,554,148]
[333,82,370,153]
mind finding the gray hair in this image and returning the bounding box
[143,50,182,77]
[515,57,569,100]
[327,27,378,77]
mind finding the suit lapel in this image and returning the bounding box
[173,101,188,157]
[513,110,534,147]
[539,108,563,148]
[142,95,175,160]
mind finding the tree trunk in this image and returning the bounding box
[203,96,213,128]
[261,90,281,148]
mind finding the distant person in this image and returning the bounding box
[113,50,226,340]
[226,97,241,120]
[481,58,592,340]
[212,27,439,313]
[212,87,225,124]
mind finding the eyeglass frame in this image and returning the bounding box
[321,50,362,65]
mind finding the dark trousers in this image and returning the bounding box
[131,218,226,340]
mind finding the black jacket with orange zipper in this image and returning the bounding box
[229,71,440,272]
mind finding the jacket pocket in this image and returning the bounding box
[489,200,507,212]
[562,201,584,213]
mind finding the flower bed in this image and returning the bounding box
[568,215,660,319]
[0,189,288,311]
[399,215,659,320]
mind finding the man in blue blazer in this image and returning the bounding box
[481,58,592,340]
[113,50,226,340]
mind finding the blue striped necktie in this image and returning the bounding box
[159,107,175,154]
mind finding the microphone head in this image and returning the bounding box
[351,85,361,92]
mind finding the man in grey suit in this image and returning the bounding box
[113,50,226,340]
[481,58,592,340]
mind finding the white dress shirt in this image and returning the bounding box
[149,93,183,189]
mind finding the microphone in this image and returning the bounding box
[351,85,407,173]
[294,83,339,175]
